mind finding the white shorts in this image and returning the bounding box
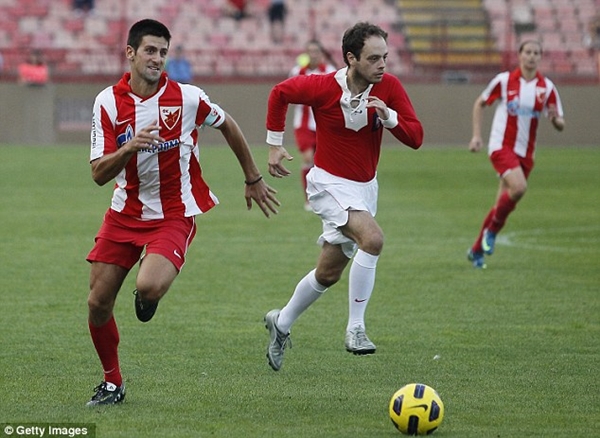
[306,166,378,258]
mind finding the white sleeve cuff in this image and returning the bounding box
[266,130,284,146]
[381,108,398,129]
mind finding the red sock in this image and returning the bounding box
[472,208,495,253]
[89,315,122,386]
[489,192,517,234]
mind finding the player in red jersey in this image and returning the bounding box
[263,22,423,371]
[467,40,565,268]
[85,19,280,405]
[289,40,337,210]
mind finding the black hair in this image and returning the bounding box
[127,19,172,51]
[341,22,388,66]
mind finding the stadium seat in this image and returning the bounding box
[0,0,596,82]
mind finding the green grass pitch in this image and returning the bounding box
[0,144,598,437]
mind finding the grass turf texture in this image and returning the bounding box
[0,144,598,437]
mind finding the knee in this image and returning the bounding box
[87,294,108,313]
[87,293,114,325]
[361,232,384,256]
[315,267,343,288]
[509,183,527,201]
[135,280,167,303]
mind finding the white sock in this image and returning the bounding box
[347,250,379,332]
[277,269,327,334]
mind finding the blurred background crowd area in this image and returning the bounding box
[0,0,599,84]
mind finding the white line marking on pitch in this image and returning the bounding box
[498,226,600,253]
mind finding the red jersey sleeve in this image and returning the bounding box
[383,76,423,149]
[481,72,506,106]
[266,75,318,134]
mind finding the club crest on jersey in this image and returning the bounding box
[160,106,181,130]
[535,87,546,104]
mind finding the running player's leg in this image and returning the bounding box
[277,242,349,333]
[342,211,382,332]
[135,253,179,303]
[133,215,196,320]
[88,261,129,389]
[482,167,527,254]
[340,211,382,353]
[265,243,348,370]
[489,167,527,234]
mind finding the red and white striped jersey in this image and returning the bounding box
[289,63,336,131]
[91,72,224,220]
[482,68,563,159]
[266,68,423,182]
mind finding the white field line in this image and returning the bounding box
[497,226,600,253]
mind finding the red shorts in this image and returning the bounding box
[294,127,317,153]
[490,148,534,179]
[87,209,197,272]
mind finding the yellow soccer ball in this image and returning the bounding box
[389,383,444,435]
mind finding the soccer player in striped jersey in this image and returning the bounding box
[289,40,337,210]
[263,22,423,371]
[85,19,279,405]
[467,40,565,268]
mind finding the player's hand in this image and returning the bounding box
[468,136,483,153]
[547,104,565,131]
[245,179,280,218]
[123,120,164,152]
[90,120,164,186]
[268,146,293,178]
[366,96,389,120]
